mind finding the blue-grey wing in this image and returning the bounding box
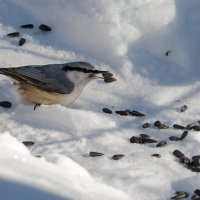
[0,63,74,94]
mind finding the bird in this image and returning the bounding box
[0,61,108,110]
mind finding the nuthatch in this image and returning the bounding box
[0,62,108,109]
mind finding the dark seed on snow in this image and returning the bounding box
[191,167,200,172]
[194,189,200,196]
[186,124,194,130]
[143,138,157,143]
[7,32,20,37]
[142,123,151,128]
[158,124,169,129]
[20,24,34,29]
[191,194,200,200]
[192,156,200,166]
[112,154,125,160]
[154,120,161,127]
[130,136,143,144]
[180,131,188,140]
[104,77,117,83]
[170,191,189,199]
[102,72,113,78]
[115,110,129,116]
[19,38,26,46]
[128,110,145,117]
[156,141,167,147]
[0,101,12,108]
[39,24,52,32]
[181,105,188,112]
[165,50,171,56]
[192,125,200,131]
[179,157,190,165]
[89,152,104,157]
[140,134,150,139]
[22,141,35,147]
[173,124,185,129]
[102,108,112,114]
[169,136,180,141]
[151,154,161,158]
[173,150,185,159]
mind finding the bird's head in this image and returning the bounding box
[63,62,107,86]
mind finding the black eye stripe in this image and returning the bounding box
[63,66,108,74]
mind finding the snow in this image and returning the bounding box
[0,0,200,199]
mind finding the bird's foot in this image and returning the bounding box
[34,104,41,111]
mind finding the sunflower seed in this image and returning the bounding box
[169,136,180,141]
[102,108,112,114]
[180,131,188,140]
[140,134,150,139]
[154,121,161,127]
[104,77,117,83]
[194,189,200,196]
[156,141,167,147]
[22,141,35,147]
[192,125,200,131]
[102,72,113,78]
[7,32,20,37]
[112,154,125,160]
[0,101,12,108]
[89,152,104,157]
[115,110,129,116]
[130,136,143,144]
[181,105,188,112]
[39,24,52,32]
[19,38,26,46]
[173,150,185,159]
[142,123,151,128]
[20,24,34,29]
[173,124,185,129]
[170,191,189,199]
[128,110,145,117]
[151,154,161,158]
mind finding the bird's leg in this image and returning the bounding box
[34,104,41,111]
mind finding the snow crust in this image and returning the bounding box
[0,0,200,199]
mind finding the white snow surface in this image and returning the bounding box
[0,0,200,199]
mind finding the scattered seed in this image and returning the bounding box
[102,108,112,114]
[143,138,157,143]
[169,136,180,141]
[142,123,151,128]
[112,154,125,160]
[170,191,189,199]
[140,134,150,139]
[180,131,188,140]
[186,124,194,130]
[20,24,34,29]
[7,32,20,37]
[165,50,171,56]
[181,105,188,112]
[130,136,143,144]
[191,194,200,200]
[179,157,190,165]
[0,101,12,108]
[156,141,167,147]
[22,141,35,147]
[39,24,52,32]
[173,124,185,129]
[102,72,113,78]
[19,38,26,46]
[194,189,200,196]
[158,124,169,129]
[154,120,161,127]
[104,77,117,83]
[89,152,104,157]
[173,150,185,159]
[192,156,200,166]
[191,168,200,172]
[115,110,129,116]
[128,110,145,117]
[151,154,161,158]
[192,125,200,131]
[35,155,42,158]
